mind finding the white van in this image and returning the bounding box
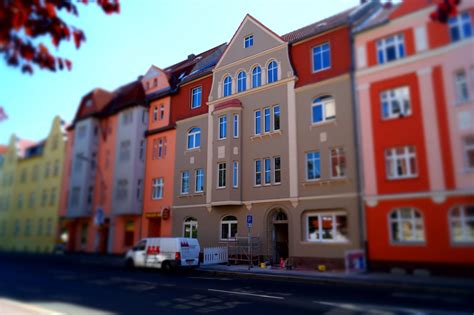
[125,237,200,271]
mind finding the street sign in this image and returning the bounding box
[246,215,253,228]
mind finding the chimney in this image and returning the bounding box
[188,54,196,60]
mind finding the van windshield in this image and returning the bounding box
[134,240,146,251]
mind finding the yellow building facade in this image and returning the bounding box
[0,116,66,252]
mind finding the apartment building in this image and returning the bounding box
[0,117,66,252]
[172,1,377,268]
[354,0,474,274]
[61,82,146,254]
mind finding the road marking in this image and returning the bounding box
[207,289,284,300]
[0,298,65,315]
[189,276,231,281]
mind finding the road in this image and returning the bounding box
[0,255,472,315]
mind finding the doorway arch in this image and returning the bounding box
[267,208,289,264]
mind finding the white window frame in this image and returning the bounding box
[267,60,278,84]
[389,208,425,244]
[217,163,226,188]
[252,66,262,88]
[305,211,349,243]
[330,147,346,179]
[380,86,412,120]
[377,33,405,64]
[255,160,262,186]
[449,205,474,243]
[448,11,473,42]
[306,151,321,181]
[264,158,271,185]
[311,96,336,124]
[191,86,202,109]
[232,161,239,188]
[273,156,281,185]
[237,71,246,93]
[218,115,227,140]
[264,107,271,133]
[273,105,280,131]
[223,76,232,97]
[220,216,238,240]
[455,69,470,104]
[233,114,239,138]
[195,169,204,193]
[187,128,201,150]
[312,42,331,72]
[181,171,190,195]
[385,146,418,179]
[183,217,198,239]
[152,178,163,200]
[254,110,261,135]
[160,105,165,120]
[463,135,474,172]
[244,34,254,48]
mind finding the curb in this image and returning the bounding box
[196,268,474,295]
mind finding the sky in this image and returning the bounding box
[0,0,362,145]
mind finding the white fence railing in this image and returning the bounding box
[202,246,228,265]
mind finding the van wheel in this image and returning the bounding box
[125,258,135,269]
[161,261,172,272]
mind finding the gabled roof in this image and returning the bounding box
[71,88,114,127]
[283,0,380,43]
[103,80,146,115]
[353,2,403,34]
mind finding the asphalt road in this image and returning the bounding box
[0,255,472,315]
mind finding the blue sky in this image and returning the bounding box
[0,0,360,144]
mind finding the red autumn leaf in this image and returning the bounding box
[65,59,72,71]
[21,64,33,74]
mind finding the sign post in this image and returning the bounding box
[246,215,253,269]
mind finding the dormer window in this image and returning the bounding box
[153,78,158,87]
[85,99,93,108]
[244,35,254,48]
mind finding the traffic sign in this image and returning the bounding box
[246,215,253,228]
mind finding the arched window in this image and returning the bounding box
[312,95,335,124]
[223,76,232,97]
[267,60,278,84]
[187,127,201,150]
[449,205,474,243]
[389,208,425,243]
[237,71,247,93]
[220,215,238,240]
[183,217,198,239]
[252,66,262,88]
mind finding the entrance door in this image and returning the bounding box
[271,210,289,264]
[148,219,161,237]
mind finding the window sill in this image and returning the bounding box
[302,178,349,187]
[185,148,201,154]
[301,240,349,245]
[390,241,426,246]
[310,120,336,129]
[386,175,418,181]
[178,192,206,199]
[251,130,282,140]
[454,99,474,106]
[312,66,331,74]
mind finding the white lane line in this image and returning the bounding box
[208,289,285,300]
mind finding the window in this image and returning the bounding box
[233,114,239,138]
[160,105,165,120]
[381,86,411,119]
[136,179,142,201]
[449,205,474,243]
[139,140,145,161]
[330,148,346,178]
[116,179,128,201]
[122,111,133,125]
[264,107,271,133]
[377,33,405,64]
[244,35,254,48]
[53,160,60,177]
[389,208,425,243]
[181,171,190,194]
[237,71,247,93]
[448,12,472,42]
[87,185,93,205]
[267,60,278,84]
[306,212,348,242]
[41,189,47,207]
[191,86,202,109]
[306,152,321,180]
[463,135,474,171]
[223,76,232,97]
[273,105,280,131]
[46,218,52,236]
[274,157,281,184]
[32,165,39,181]
[252,66,261,88]
[263,158,271,185]
[255,160,262,186]
[80,223,88,247]
[385,146,417,179]
[152,178,164,200]
[28,192,35,209]
[187,128,201,150]
[49,188,56,206]
[218,163,226,188]
[219,115,227,139]
[312,42,331,72]
[195,169,204,193]
[153,106,158,121]
[14,219,20,237]
[70,187,80,207]
[221,216,237,240]
[37,218,43,236]
[119,140,131,162]
[25,219,32,237]
[45,162,51,178]
[455,70,469,103]
[254,110,261,135]
[184,217,198,238]
[158,138,163,158]
[312,96,335,124]
[233,161,238,188]
[17,193,23,209]
[78,126,86,139]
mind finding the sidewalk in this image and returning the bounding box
[198,263,474,294]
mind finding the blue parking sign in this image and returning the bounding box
[246,215,253,228]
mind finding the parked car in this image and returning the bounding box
[125,237,200,271]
